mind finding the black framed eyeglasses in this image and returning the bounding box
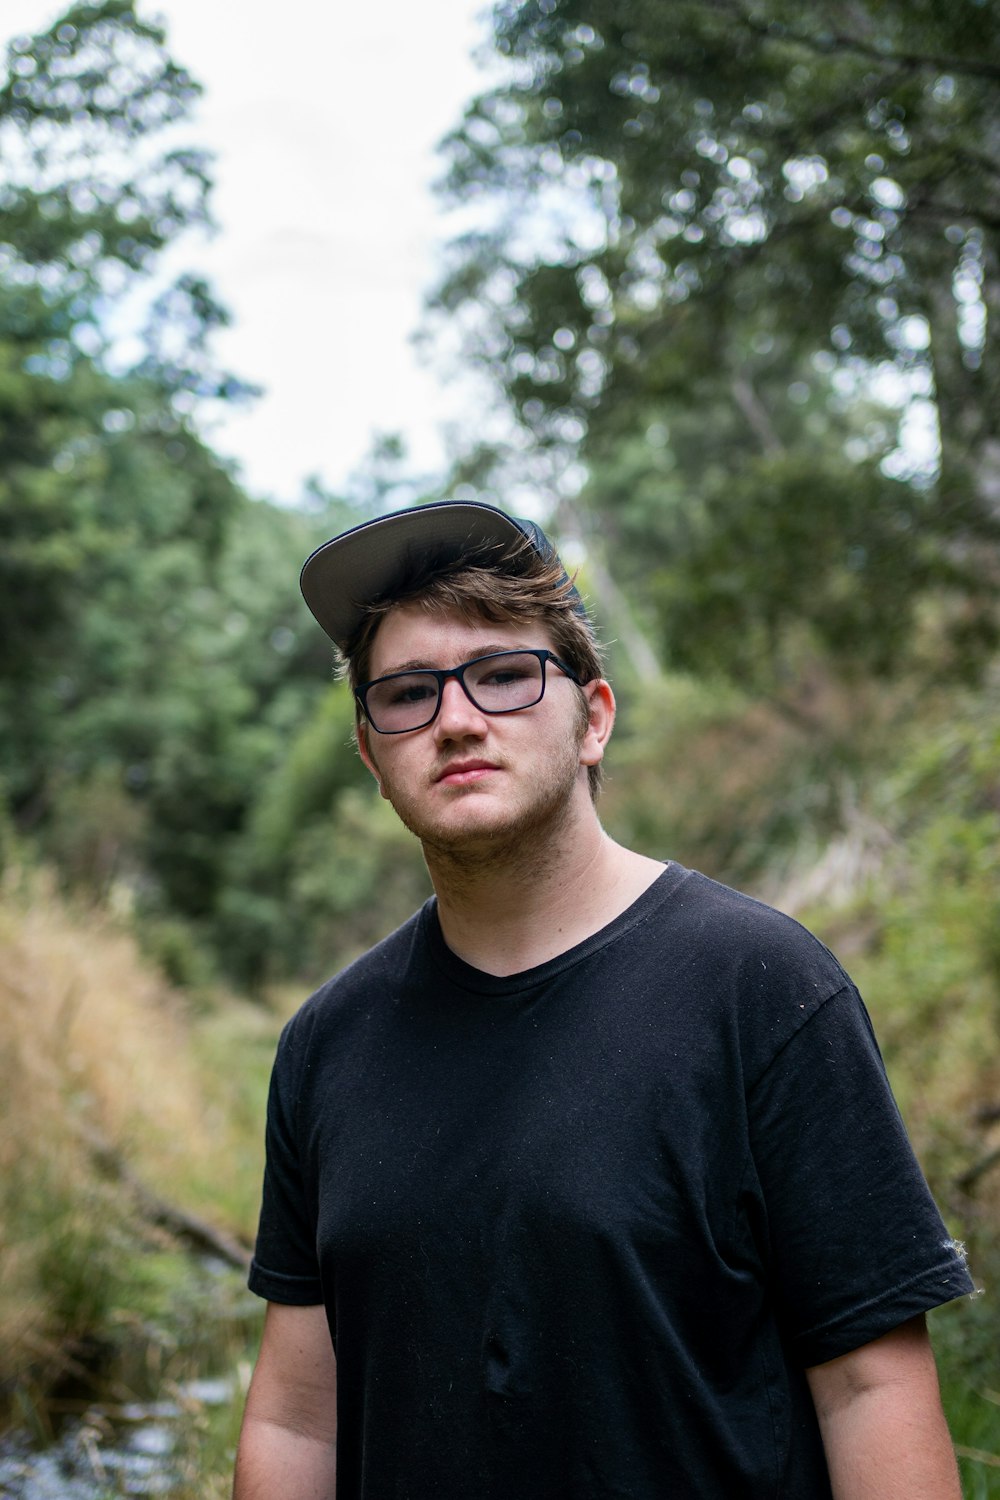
[356,649,583,734]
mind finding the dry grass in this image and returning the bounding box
[0,868,213,1169]
[0,868,261,1395]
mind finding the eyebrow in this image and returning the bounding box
[374,644,534,677]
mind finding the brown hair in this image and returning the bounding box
[341,537,608,798]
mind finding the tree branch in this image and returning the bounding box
[79,1122,252,1271]
[732,375,785,455]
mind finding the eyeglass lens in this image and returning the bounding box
[365,652,548,732]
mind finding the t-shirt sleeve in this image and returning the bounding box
[746,984,974,1366]
[248,1016,325,1305]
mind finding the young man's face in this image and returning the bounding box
[356,601,611,858]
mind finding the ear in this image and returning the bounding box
[356,720,389,799]
[578,679,616,769]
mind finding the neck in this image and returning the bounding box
[424,803,665,976]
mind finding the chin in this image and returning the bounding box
[402,805,520,851]
[402,787,579,860]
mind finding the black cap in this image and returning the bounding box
[300,500,583,650]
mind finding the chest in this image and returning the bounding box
[297,969,759,1283]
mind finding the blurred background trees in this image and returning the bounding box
[432,0,1000,690]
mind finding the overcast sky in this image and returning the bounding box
[3,0,489,503]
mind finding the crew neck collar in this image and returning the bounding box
[420,862,690,996]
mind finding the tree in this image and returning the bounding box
[432,0,1000,686]
[0,2,249,812]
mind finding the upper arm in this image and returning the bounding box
[806,1316,961,1499]
[805,1314,939,1417]
[244,1301,338,1442]
[234,1303,338,1498]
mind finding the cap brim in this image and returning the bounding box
[299,502,533,650]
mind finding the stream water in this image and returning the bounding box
[0,1376,238,1498]
[0,1260,259,1499]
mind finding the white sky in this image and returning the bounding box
[2,0,489,502]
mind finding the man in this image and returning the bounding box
[234,500,973,1499]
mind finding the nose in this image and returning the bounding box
[432,675,488,740]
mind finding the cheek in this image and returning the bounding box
[362,735,422,804]
[357,725,386,787]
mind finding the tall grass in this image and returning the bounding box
[0,867,275,1410]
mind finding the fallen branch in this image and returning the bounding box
[78,1122,252,1271]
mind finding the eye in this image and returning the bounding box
[470,654,543,695]
[388,679,436,705]
[482,665,528,686]
[480,660,535,688]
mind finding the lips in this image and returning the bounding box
[434,759,500,786]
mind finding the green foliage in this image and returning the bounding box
[0,1,247,824]
[839,703,1000,1146]
[602,667,890,882]
[934,1292,1000,1497]
[285,788,431,963]
[2,1139,130,1347]
[189,999,278,1227]
[138,915,217,994]
[33,1181,134,1341]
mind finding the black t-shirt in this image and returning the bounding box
[250,864,972,1499]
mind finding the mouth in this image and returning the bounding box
[434,759,500,787]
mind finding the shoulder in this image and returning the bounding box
[660,866,859,1070]
[668,866,847,982]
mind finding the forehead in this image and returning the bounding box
[368,601,554,677]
